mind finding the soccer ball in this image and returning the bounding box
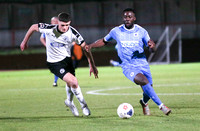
[117,103,134,119]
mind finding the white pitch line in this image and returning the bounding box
[86,83,200,96]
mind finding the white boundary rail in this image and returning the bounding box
[148,26,182,64]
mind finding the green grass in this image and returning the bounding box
[0,63,200,131]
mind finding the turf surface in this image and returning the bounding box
[0,63,200,131]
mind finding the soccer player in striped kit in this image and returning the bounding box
[20,12,98,117]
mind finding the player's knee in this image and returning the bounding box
[134,74,149,86]
[63,75,78,88]
[141,77,149,85]
[67,81,78,89]
[70,78,78,89]
[71,83,78,88]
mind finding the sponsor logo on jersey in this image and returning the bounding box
[50,42,65,48]
[121,41,144,53]
[121,41,139,47]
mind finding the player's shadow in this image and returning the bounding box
[0,115,117,122]
[0,115,77,122]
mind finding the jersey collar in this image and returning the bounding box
[122,24,135,31]
[56,25,64,34]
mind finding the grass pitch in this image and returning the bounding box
[0,63,200,131]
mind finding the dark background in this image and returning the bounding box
[0,0,200,69]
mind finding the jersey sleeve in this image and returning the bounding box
[142,29,150,47]
[38,23,56,34]
[70,26,85,45]
[104,28,115,42]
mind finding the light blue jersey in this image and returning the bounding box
[104,24,152,84]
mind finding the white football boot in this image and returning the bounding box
[139,99,150,116]
[65,99,79,116]
[82,104,91,116]
[160,104,171,115]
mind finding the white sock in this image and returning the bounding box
[159,103,164,109]
[141,99,148,105]
[71,86,86,108]
[65,85,74,102]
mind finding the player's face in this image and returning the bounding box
[123,11,136,29]
[51,18,58,24]
[58,21,71,33]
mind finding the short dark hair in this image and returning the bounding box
[123,8,135,14]
[58,12,71,22]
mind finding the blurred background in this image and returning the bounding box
[0,0,200,69]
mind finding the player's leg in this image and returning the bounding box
[142,92,150,104]
[65,84,73,102]
[46,57,79,116]
[139,92,150,115]
[134,73,171,115]
[64,84,79,116]
[122,67,150,104]
[139,70,151,115]
[143,67,171,115]
[63,73,91,116]
[135,73,162,105]
[123,67,151,115]
[53,75,59,87]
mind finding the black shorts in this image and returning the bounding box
[46,57,75,79]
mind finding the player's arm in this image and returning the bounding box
[85,38,108,52]
[20,24,39,51]
[40,34,46,47]
[81,42,98,78]
[148,39,156,52]
[90,38,107,48]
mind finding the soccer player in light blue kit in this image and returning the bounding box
[86,8,171,115]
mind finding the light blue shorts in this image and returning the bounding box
[122,64,153,85]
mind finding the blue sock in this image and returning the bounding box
[142,83,162,106]
[54,75,59,83]
[143,92,150,104]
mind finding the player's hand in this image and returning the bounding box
[85,45,91,52]
[148,39,155,48]
[148,39,156,52]
[20,41,28,51]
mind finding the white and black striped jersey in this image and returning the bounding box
[38,23,84,63]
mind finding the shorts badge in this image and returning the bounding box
[60,68,65,74]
